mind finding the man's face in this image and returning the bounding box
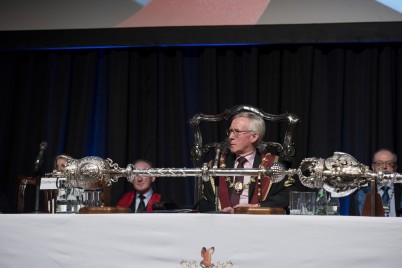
[132,161,155,194]
[372,151,397,173]
[228,116,259,156]
[56,158,67,171]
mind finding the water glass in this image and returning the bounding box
[326,196,339,215]
[289,191,316,215]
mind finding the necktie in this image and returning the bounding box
[230,157,247,207]
[136,194,146,213]
[381,186,390,206]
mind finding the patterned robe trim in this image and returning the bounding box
[212,152,276,209]
[209,173,221,209]
[250,154,276,204]
[260,155,278,202]
[117,191,162,212]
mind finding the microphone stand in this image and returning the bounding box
[214,176,219,212]
[33,141,47,213]
[213,147,221,212]
[33,170,43,213]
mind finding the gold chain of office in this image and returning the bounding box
[220,154,271,193]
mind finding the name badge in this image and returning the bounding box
[40,177,67,189]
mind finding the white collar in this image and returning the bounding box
[136,189,153,199]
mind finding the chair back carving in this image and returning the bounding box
[17,176,36,213]
[17,176,57,213]
[188,105,300,200]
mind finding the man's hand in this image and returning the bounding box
[221,203,259,213]
[233,203,259,209]
[221,207,235,214]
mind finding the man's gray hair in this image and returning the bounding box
[233,112,265,143]
[372,149,398,163]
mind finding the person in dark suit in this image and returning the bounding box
[352,149,401,217]
[117,159,162,213]
[197,111,296,213]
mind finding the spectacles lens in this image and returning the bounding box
[226,129,252,136]
[374,162,395,168]
[227,129,240,136]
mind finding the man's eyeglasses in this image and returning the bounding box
[372,161,396,168]
[226,128,254,137]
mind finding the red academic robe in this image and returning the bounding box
[217,152,276,209]
[117,191,161,212]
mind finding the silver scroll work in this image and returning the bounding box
[295,152,402,197]
[49,152,402,197]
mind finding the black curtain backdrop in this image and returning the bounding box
[1,42,402,213]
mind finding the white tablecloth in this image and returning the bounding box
[0,214,401,268]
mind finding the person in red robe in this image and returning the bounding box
[117,159,162,213]
[197,111,296,213]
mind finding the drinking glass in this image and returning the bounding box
[289,191,316,215]
[326,195,339,215]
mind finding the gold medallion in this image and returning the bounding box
[234,181,243,193]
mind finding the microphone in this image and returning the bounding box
[34,141,48,174]
[213,145,221,169]
[213,139,229,168]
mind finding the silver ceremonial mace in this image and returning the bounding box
[50,152,402,197]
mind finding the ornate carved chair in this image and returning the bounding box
[17,176,57,213]
[188,104,300,202]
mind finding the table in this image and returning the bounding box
[0,214,401,268]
